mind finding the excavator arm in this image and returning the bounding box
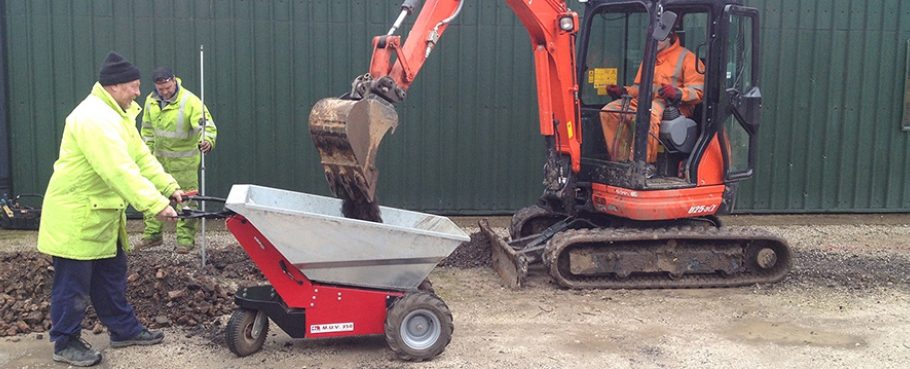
[308,0,582,222]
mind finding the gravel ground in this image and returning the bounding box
[0,216,909,368]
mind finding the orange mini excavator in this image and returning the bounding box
[309,0,791,289]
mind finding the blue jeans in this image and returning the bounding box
[49,246,143,352]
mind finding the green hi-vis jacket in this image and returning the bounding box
[38,83,180,260]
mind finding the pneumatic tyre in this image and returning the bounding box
[226,308,269,357]
[384,292,453,361]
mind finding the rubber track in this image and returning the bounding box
[543,226,792,289]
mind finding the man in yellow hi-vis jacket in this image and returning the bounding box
[38,51,184,366]
[137,67,217,254]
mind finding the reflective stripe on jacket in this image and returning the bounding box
[38,82,180,260]
[140,77,216,161]
[624,39,705,116]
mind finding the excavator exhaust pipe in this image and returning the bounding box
[308,96,398,221]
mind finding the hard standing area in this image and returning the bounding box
[0,215,908,368]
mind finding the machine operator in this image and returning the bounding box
[599,31,704,163]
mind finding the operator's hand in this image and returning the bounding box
[658,84,682,104]
[607,85,626,100]
[170,189,186,204]
[198,140,212,154]
[156,206,178,222]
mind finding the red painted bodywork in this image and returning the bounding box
[591,183,725,221]
[226,215,403,339]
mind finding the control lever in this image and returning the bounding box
[177,195,234,219]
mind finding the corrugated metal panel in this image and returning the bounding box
[4,0,910,214]
[3,0,542,214]
[0,0,10,193]
[740,0,910,212]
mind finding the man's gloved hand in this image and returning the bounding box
[198,141,212,154]
[607,85,626,100]
[659,84,682,104]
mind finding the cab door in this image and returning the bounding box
[719,5,762,181]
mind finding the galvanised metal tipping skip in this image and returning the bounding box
[221,184,468,361]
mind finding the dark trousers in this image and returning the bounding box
[49,246,143,352]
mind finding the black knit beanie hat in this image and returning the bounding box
[99,51,141,86]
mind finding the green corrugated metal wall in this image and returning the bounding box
[3,0,910,214]
[742,0,910,212]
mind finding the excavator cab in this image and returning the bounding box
[576,0,764,201]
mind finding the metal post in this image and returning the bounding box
[199,44,207,268]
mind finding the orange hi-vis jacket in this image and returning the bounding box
[626,38,704,117]
[601,38,704,163]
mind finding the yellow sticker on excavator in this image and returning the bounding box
[566,121,574,139]
[590,68,618,95]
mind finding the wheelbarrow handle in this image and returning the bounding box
[178,208,234,219]
[186,195,226,203]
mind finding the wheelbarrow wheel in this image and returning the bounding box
[226,308,269,357]
[384,292,453,361]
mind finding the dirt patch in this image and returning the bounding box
[774,248,910,293]
[0,249,264,337]
[0,230,495,338]
[4,226,910,339]
[342,198,383,222]
[723,319,868,348]
[439,231,492,268]
[1,221,910,368]
[0,252,52,336]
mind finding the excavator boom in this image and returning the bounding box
[308,0,581,221]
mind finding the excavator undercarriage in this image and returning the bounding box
[483,215,791,290]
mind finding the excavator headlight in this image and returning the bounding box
[559,16,574,32]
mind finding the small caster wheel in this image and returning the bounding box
[226,308,269,357]
[384,292,453,361]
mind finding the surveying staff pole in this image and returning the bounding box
[199,44,207,268]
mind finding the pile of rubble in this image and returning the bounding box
[0,249,264,337]
[0,231,494,338]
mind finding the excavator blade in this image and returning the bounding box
[308,96,398,221]
[480,220,528,289]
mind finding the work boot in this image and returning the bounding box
[136,237,163,250]
[175,243,194,255]
[53,337,102,367]
[110,328,164,348]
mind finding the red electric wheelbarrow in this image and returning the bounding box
[188,184,469,361]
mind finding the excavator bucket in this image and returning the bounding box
[479,220,528,289]
[308,96,398,221]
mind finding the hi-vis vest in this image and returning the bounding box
[141,77,216,160]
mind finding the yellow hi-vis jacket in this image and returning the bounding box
[38,83,180,260]
[140,77,216,190]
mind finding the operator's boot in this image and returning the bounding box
[175,243,194,255]
[110,328,164,348]
[174,216,197,255]
[135,237,163,250]
[53,337,102,367]
[139,212,164,250]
